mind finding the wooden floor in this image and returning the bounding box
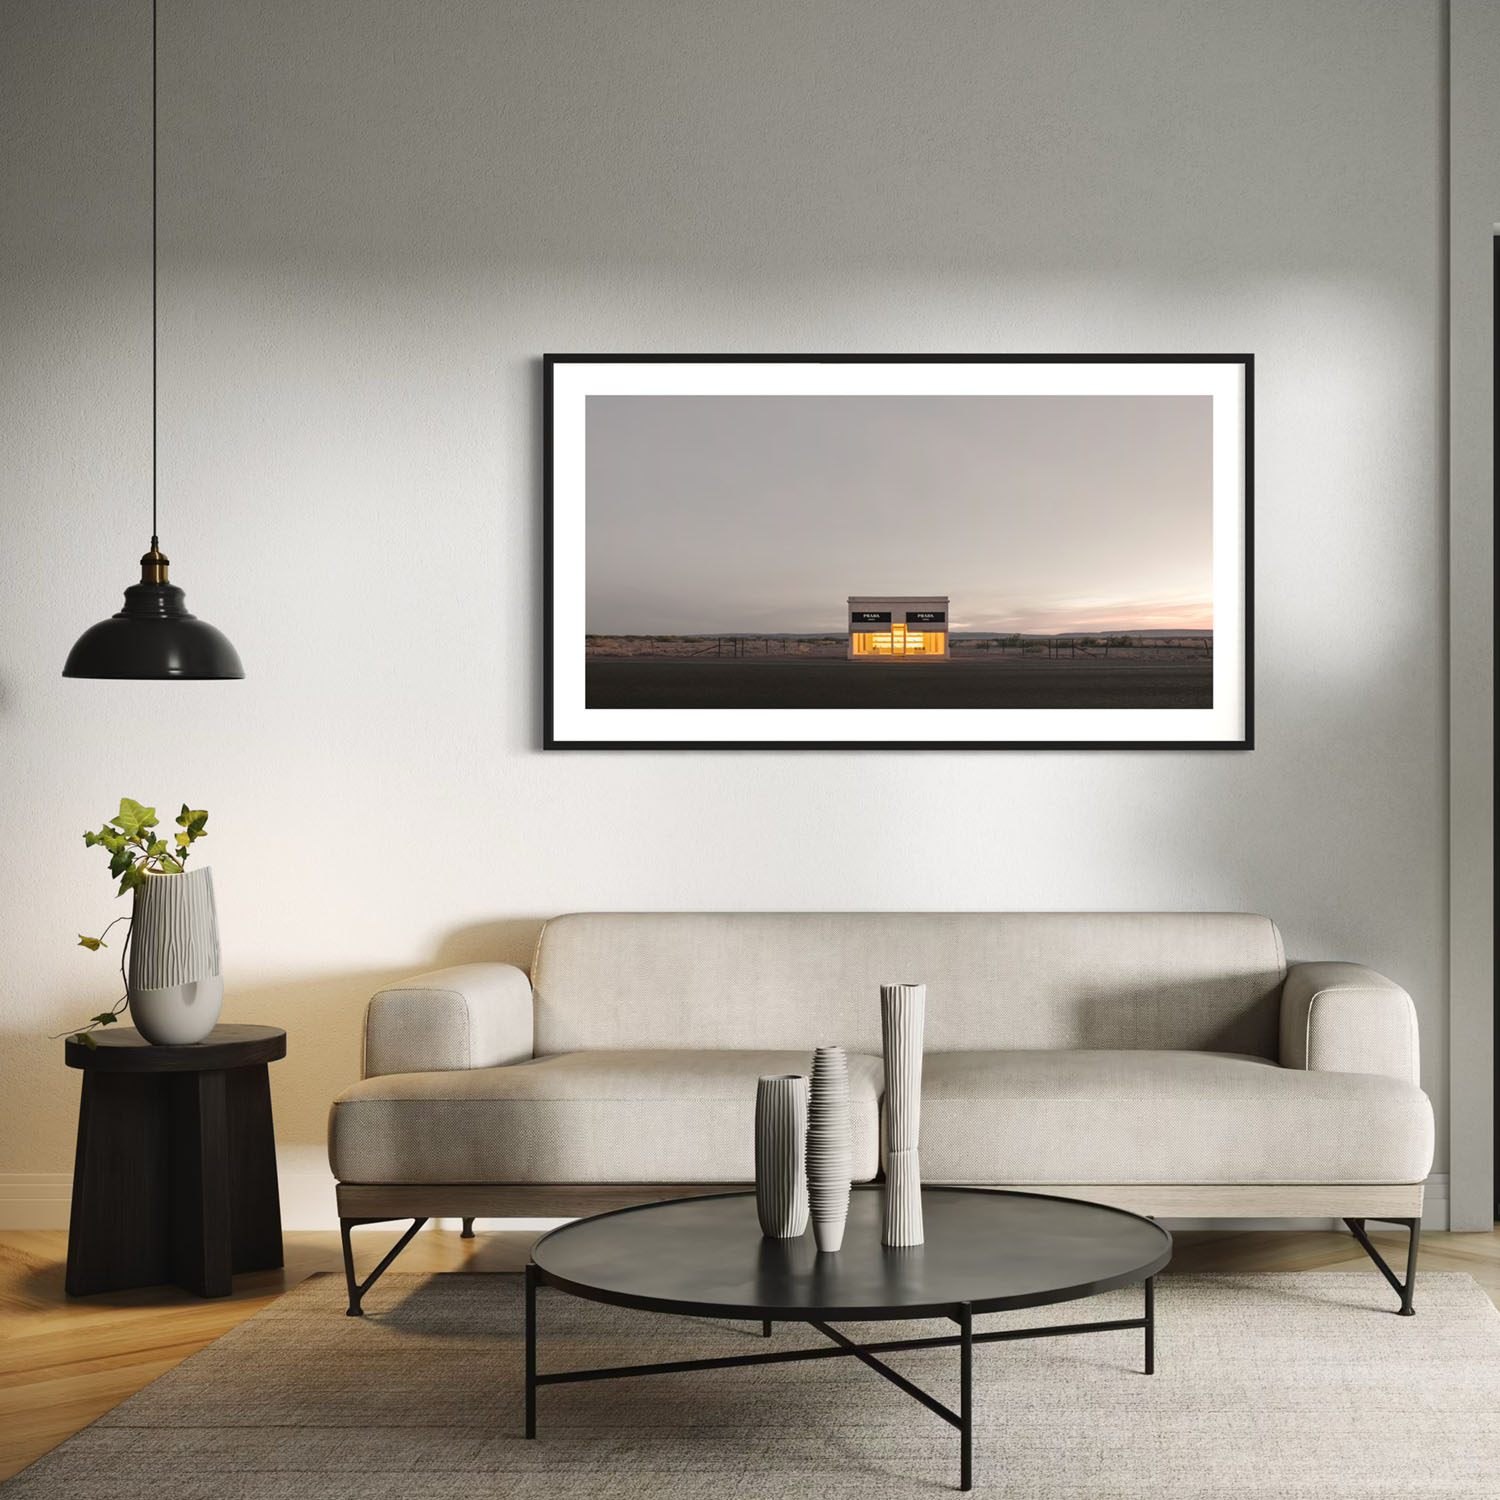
[2,1222,1497,1481]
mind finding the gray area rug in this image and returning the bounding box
[8,1271,1500,1498]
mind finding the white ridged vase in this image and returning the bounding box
[127,867,223,1046]
[755,1075,809,1239]
[881,982,925,1246]
[807,1046,852,1253]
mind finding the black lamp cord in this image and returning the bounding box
[151,0,158,551]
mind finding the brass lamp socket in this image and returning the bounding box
[138,544,170,585]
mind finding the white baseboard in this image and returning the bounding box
[0,1167,1453,1233]
[275,1149,339,1230]
[0,1173,72,1229]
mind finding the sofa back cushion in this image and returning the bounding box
[530,912,1287,1058]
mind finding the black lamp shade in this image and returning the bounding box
[69,1,245,684]
[63,578,244,680]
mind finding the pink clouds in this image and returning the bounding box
[955,596,1213,635]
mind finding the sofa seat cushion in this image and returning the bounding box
[919,1051,1434,1186]
[329,1049,884,1185]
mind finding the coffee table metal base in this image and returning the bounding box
[524,1264,1155,1491]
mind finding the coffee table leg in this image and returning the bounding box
[762,1319,772,1338]
[525,1263,538,1437]
[1144,1276,1155,1375]
[959,1302,973,1491]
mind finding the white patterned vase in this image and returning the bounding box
[807,1045,852,1253]
[880,982,925,1246]
[755,1075,810,1239]
[127,866,223,1046]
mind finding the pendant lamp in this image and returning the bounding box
[63,0,244,681]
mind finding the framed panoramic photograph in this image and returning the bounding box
[544,354,1252,750]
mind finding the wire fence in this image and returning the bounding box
[586,634,1213,660]
[587,636,847,658]
[952,635,1213,660]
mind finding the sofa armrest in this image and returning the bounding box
[1279,962,1419,1084]
[362,963,534,1078]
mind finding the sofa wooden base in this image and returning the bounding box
[335,1180,1425,1223]
[335,1180,1426,1318]
[340,1176,1428,1320]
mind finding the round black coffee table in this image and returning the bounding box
[526,1185,1170,1490]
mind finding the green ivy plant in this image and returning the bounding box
[81,797,207,901]
[63,799,209,1048]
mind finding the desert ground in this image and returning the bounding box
[585,654,1213,711]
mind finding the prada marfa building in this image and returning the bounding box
[847,596,950,659]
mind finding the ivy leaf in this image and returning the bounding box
[108,844,133,878]
[117,862,147,897]
[146,839,167,857]
[83,830,102,847]
[100,831,127,854]
[113,798,157,838]
[77,934,104,951]
[158,855,183,873]
[175,831,192,848]
[72,1032,99,1049]
[177,805,208,835]
[90,1012,119,1026]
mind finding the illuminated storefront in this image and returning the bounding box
[847,596,950,659]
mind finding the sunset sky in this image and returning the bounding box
[585,393,1213,635]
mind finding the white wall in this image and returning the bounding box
[0,0,1462,1227]
[1447,0,1498,1230]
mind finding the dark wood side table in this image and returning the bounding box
[64,1024,286,1298]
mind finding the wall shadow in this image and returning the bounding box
[229,918,545,1151]
[431,917,544,971]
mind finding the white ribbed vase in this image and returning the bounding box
[807,1046,852,1253]
[755,1075,810,1239]
[127,867,223,1046]
[880,982,925,1246]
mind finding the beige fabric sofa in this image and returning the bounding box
[329,912,1433,1312]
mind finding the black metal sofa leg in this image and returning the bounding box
[1343,1217,1420,1315]
[341,1216,428,1316]
[461,1217,476,1239]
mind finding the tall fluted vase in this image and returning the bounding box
[755,1075,809,1238]
[881,982,925,1246]
[127,866,223,1046]
[806,1046,852,1252]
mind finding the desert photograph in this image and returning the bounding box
[584,391,1214,713]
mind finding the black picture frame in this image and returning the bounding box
[544,352,1253,751]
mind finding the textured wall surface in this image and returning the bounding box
[0,1,1454,1223]
[1447,0,1498,1228]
